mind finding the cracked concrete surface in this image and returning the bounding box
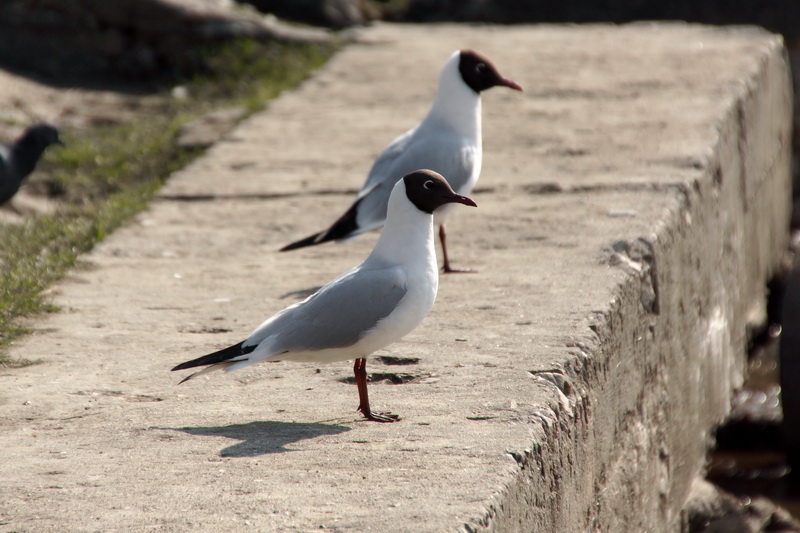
[0,23,792,532]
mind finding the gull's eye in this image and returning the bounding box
[476,63,487,74]
[423,180,434,190]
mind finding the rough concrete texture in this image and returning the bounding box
[0,23,792,532]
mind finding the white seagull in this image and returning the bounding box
[280,49,521,273]
[173,170,477,422]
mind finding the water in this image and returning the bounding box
[707,325,800,523]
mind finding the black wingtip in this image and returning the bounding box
[279,198,365,252]
[171,341,253,371]
[279,231,325,252]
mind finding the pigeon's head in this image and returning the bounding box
[19,123,64,151]
[402,169,477,214]
[458,50,523,94]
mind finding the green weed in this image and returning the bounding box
[0,39,336,364]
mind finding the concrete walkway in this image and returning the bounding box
[0,23,792,532]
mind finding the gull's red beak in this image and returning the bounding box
[450,193,477,207]
[498,77,523,91]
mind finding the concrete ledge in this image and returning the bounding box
[0,23,792,532]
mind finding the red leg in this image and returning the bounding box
[354,358,399,423]
[439,224,474,274]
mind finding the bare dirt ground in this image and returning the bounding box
[0,23,791,532]
[0,79,162,132]
[0,72,170,221]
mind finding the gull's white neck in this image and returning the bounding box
[422,52,482,142]
[366,184,437,270]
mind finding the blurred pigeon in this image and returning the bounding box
[0,123,63,205]
[280,49,521,272]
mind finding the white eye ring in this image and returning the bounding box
[476,63,486,73]
[423,180,434,189]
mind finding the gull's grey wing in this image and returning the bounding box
[353,130,477,233]
[246,265,408,354]
[355,127,417,201]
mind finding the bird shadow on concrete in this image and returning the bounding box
[162,420,351,457]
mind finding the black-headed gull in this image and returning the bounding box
[280,49,521,273]
[173,170,477,422]
[0,123,63,205]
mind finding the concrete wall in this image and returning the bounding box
[0,0,329,80]
[0,24,793,532]
[477,27,793,531]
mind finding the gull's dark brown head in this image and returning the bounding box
[403,169,477,214]
[458,50,523,94]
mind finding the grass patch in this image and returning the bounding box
[0,39,336,363]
